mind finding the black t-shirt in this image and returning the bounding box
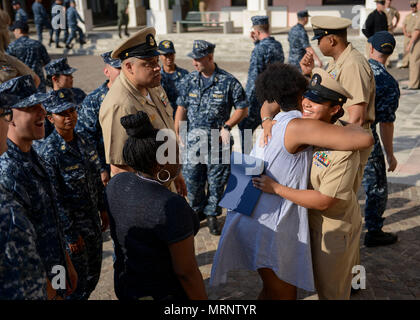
[362,10,388,38]
[105,172,200,300]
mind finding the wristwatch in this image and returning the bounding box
[223,124,232,131]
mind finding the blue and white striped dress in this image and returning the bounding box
[210,110,315,292]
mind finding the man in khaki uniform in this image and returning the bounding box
[99,27,187,195]
[0,50,40,86]
[0,8,11,52]
[384,0,400,67]
[299,16,375,194]
[406,16,420,89]
[400,0,419,68]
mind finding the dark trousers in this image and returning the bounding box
[35,21,53,43]
[66,26,85,45]
[362,142,388,232]
[55,27,69,45]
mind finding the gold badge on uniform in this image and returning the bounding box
[59,92,65,98]
[311,74,321,87]
[147,34,156,47]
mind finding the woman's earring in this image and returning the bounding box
[157,169,171,183]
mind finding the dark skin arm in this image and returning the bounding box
[169,235,208,300]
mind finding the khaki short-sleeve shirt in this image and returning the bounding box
[326,43,376,128]
[385,7,400,29]
[99,71,175,166]
[0,52,37,84]
[404,12,420,34]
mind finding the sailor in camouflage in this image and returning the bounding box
[238,16,284,151]
[32,0,53,44]
[12,1,27,23]
[76,51,121,185]
[175,40,248,235]
[288,10,323,71]
[7,21,51,92]
[158,40,189,117]
[38,88,107,299]
[44,57,86,137]
[0,75,76,299]
[0,92,47,300]
[363,31,400,247]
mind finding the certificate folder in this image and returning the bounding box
[219,152,266,216]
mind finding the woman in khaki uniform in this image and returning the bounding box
[253,68,363,300]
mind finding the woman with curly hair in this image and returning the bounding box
[210,63,373,300]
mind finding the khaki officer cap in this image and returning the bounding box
[304,68,352,105]
[111,26,159,60]
[410,0,418,5]
[311,16,352,40]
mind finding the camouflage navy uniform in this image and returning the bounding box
[158,40,189,117]
[178,41,248,217]
[362,59,400,232]
[0,139,69,293]
[38,92,104,299]
[6,35,51,92]
[288,22,310,70]
[44,58,86,137]
[66,4,85,46]
[0,93,46,300]
[14,8,27,23]
[32,1,53,44]
[160,66,189,117]
[239,35,284,143]
[76,51,121,174]
[0,76,69,297]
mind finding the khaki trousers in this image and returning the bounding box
[409,39,420,88]
[401,36,411,67]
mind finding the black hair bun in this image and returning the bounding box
[120,111,156,138]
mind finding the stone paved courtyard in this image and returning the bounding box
[45,31,420,300]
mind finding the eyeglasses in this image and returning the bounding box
[0,108,13,122]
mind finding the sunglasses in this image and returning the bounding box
[411,4,417,7]
[0,108,13,122]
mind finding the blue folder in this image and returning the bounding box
[219,152,266,216]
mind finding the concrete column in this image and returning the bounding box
[243,0,269,36]
[147,0,173,34]
[77,0,93,32]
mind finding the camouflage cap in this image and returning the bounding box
[44,88,77,114]
[0,93,19,109]
[158,40,176,54]
[0,75,49,109]
[251,15,269,26]
[187,40,216,59]
[45,58,77,76]
[100,51,122,69]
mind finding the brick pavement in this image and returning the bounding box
[56,37,420,300]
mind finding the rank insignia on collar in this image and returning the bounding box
[61,145,66,151]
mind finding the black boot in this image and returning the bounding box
[56,43,63,48]
[207,216,221,236]
[124,27,130,37]
[364,230,398,247]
